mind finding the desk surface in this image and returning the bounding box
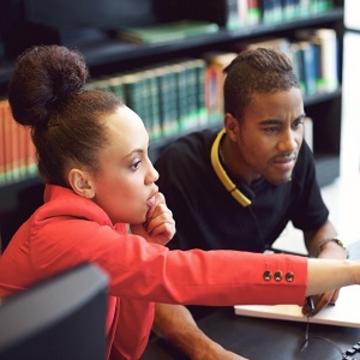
[142,242,360,360]
[143,307,360,360]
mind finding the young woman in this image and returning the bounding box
[0,45,358,360]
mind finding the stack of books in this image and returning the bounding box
[117,20,219,44]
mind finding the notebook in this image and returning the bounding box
[234,285,360,328]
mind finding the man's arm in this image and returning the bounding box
[153,303,246,360]
[304,220,346,259]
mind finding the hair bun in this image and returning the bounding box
[8,45,89,128]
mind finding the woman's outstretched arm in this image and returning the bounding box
[307,258,360,296]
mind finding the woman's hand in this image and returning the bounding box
[303,242,346,316]
[130,192,175,246]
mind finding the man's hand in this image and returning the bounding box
[130,192,175,246]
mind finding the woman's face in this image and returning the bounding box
[91,105,159,225]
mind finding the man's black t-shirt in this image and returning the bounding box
[155,129,329,252]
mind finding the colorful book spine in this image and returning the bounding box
[143,70,161,140]
[156,66,180,137]
[0,100,38,185]
[172,63,189,133]
[204,52,237,123]
[315,28,338,92]
[192,59,208,126]
[0,102,5,184]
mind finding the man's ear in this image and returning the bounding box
[67,168,95,199]
[224,112,241,142]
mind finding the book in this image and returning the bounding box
[299,41,317,96]
[181,0,248,29]
[314,28,338,92]
[117,21,219,44]
[142,70,161,141]
[225,0,242,29]
[296,28,338,92]
[25,125,38,177]
[290,42,306,94]
[181,61,200,131]
[108,75,125,100]
[122,72,151,133]
[235,284,360,328]
[3,101,13,183]
[247,0,261,25]
[0,101,5,184]
[203,52,237,123]
[0,100,38,184]
[155,66,180,136]
[260,0,283,24]
[192,59,208,126]
[245,37,291,54]
[171,62,190,132]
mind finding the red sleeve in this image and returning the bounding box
[33,219,307,307]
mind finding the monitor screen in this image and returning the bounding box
[0,263,108,360]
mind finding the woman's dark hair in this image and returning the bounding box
[8,45,122,186]
[223,47,300,119]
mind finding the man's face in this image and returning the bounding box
[229,87,305,185]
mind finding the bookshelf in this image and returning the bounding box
[0,0,344,248]
[0,7,344,93]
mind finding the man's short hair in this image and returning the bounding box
[223,47,300,119]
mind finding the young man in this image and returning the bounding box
[153,48,347,359]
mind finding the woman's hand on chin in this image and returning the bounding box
[130,192,176,246]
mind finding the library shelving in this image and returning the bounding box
[0,0,344,249]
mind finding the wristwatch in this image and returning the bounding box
[317,237,349,258]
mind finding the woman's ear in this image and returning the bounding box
[67,168,95,198]
[224,112,241,142]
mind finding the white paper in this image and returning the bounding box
[234,285,360,328]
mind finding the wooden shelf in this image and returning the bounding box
[0,8,343,90]
[85,8,344,68]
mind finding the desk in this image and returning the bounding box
[143,307,360,360]
[142,242,360,360]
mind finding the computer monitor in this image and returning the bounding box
[0,263,108,360]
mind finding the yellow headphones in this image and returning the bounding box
[210,128,252,207]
